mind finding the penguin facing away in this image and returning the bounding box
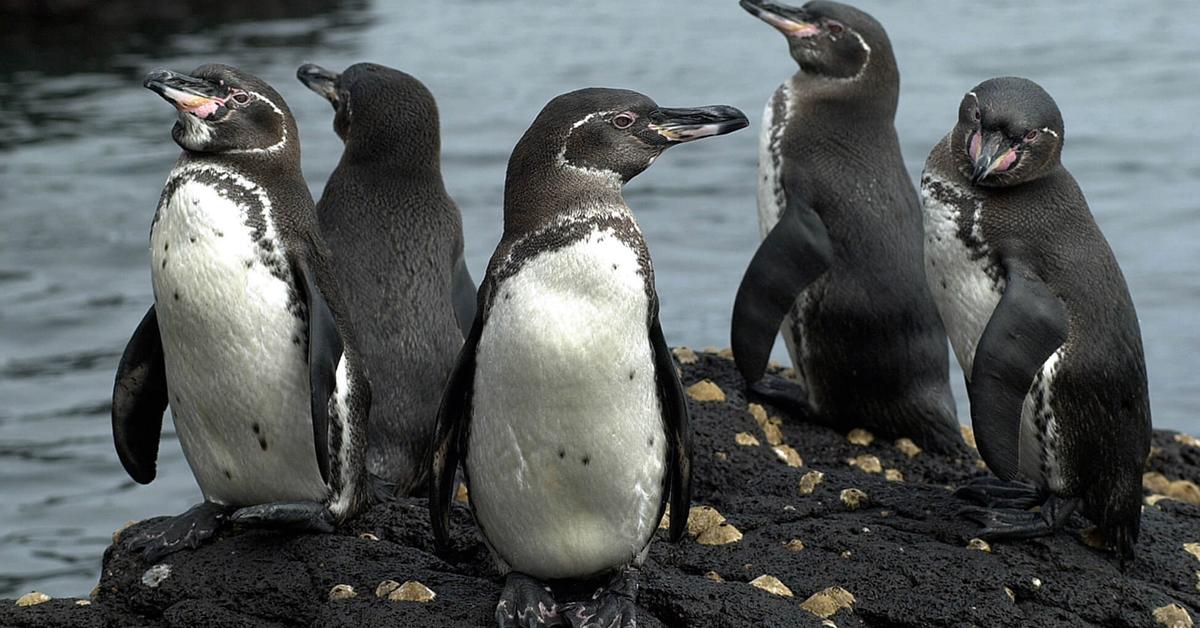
[112,64,371,560]
[430,88,748,628]
[921,77,1151,559]
[731,0,962,452]
[297,62,476,499]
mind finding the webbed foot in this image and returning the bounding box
[124,501,234,562]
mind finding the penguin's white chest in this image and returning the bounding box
[756,83,790,237]
[920,174,1004,374]
[468,227,667,579]
[149,170,326,506]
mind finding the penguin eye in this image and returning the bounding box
[230,91,251,106]
[973,109,982,121]
[827,20,844,35]
[612,113,636,129]
[1024,129,1040,142]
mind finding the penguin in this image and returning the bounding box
[111,64,371,561]
[296,62,475,499]
[921,76,1151,559]
[430,88,747,628]
[730,0,962,452]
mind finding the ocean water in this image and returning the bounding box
[0,0,1196,598]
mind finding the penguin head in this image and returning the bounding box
[144,64,295,156]
[740,0,891,82]
[952,77,1065,187]
[512,88,747,185]
[297,62,440,166]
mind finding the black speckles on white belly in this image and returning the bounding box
[151,169,325,506]
[1018,349,1065,491]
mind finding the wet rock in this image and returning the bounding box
[2,351,1198,627]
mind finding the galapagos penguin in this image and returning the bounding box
[297,62,475,498]
[111,64,371,560]
[731,0,962,452]
[921,76,1151,559]
[430,88,747,627]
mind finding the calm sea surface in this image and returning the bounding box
[1,0,1197,598]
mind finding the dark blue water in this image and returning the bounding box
[1,0,1196,598]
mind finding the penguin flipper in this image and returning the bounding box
[451,255,477,338]
[112,305,169,485]
[295,258,341,487]
[650,313,692,543]
[430,308,482,552]
[731,194,833,386]
[968,260,1068,481]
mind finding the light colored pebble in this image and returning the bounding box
[735,432,761,447]
[75,600,91,606]
[1175,433,1200,448]
[799,586,856,619]
[966,538,991,553]
[840,550,852,559]
[658,504,671,530]
[1185,543,1200,562]
[884,469,903,482]
[784,539,805,552]
[1004,587,1016,603]
[840,488,868,510]
[359,532,380,541]
[328,584,356,600]
[748,403,769,427]
[960,426,977,449]
[705,570,723,582]
[895,438,922,458]
[1146,494,1172,506]
[391,581,436,602]
[717,348,734,359]
[455,483,470,503]
[112,520,138,544]
[799,470,825,495]
[697,522,743,545]
[1152,603,1193,628]
[847,429,874,446]
[673,346,699,365]
[762,422,784,446]
[749,575,793,598]
[773,444,803,467]
[686,380,726,402]
[141,564,171,589]
[1031,577,1042,589]
[848,455,882,474]
[376,580,402,598]
[686,506,726,537]
[714,451,728,461]
[15,592,51,607]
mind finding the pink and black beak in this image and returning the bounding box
[739,0,822,38]
[143,69,227,119]
[968,130,1019,184]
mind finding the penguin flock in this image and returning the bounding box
[108,1,1152,625]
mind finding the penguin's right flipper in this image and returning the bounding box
[731,193,833,386]
[112,305,169,485]
[451,255,478,338]
[430,307,483,552]
[968,260,1068,481]
[294,258,342,487]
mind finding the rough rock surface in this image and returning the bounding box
[3,351,1199,627]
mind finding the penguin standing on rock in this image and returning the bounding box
[431,88,747,628]
[297,62,475,498]
[730,0,962,452]
[921,77,1151,559]
[111,64,371,560]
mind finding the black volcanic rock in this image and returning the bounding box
[3,350,1199,627]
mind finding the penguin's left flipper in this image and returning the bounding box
[430,304,484,552]
[968,260,1068,481]
[228,500,335,532]
[650,313,692,544]
[451,255,478,339]
[730,193,833,386]
[112,305,169,485]
[294,256,343,487]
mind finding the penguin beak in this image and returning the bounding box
[297,63,341,110]
[969,130,1019,184]
[647,106,749,144]
[143,70,225,119]
[739,0,821,38]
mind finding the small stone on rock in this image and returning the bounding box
[1004,587,1016,603]
[762,422,784,446]
[1184,543,1200,562]
[847,429,874,446]
[840,550,852,559]
[785,539,805,552]
[884,469,903,482]
[773,444,803,467]
[705,570,723,582]
[328,584,356,600]
[141,564,171,589]
[673,346,699,364]
[714,451,728,461]
[391,581,437,602]
[1175,433,1200,449]
[717,348,734,359]
[895,438,922,458]
[799,586,856,619]
[75,600,91,606]
[455,483,470,503]
[840,488,869,510]
[15,592,50,607]
[659,504,671,530]
[359,532,380,541]
[1146,494,1171,506]
[799,470,826,495]
[735,432,761,447]
[687,380,726,402]
[960,425,977,449]
[1031,577,1042,589]
[748,403,769,427]
[375,580,401,598]
[686,505,726,537]
[848,455,882,474]
[697,522,743,545]
[966,538,991,553]
[112,520,138,544]
[1152,603,1193,628]
[749,575,793,598]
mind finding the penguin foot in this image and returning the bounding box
[955,477,1044,510]
[124,501,234,562]
[747,376,813,419]
[560,569,639,628]
[369,473,399,503]
[958,495,1080,542]
[229,500,335,533]
[495,573,563,628]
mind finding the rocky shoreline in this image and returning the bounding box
[3,349,1198,627]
